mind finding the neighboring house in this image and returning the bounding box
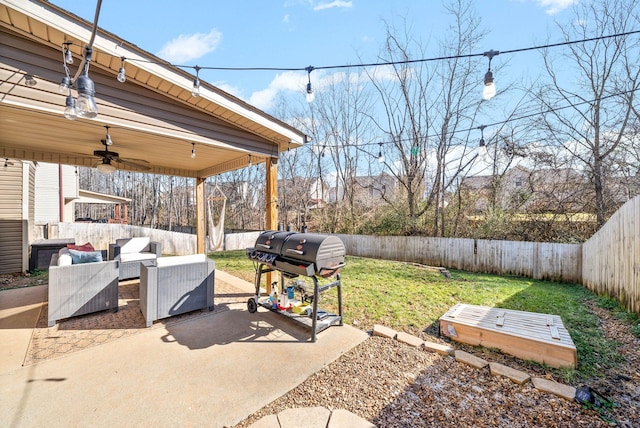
[0,161,131,274]
[278,176,327,208]
[460,167,591,214]
[327,173,398,207]
[34,162,78,225]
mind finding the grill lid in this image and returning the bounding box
[247,231,346,277]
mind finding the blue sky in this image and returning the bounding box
[51,0,578,112]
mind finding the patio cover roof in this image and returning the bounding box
[0,0,306,179]
[72,189,131,205]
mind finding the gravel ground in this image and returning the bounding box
[235,308,640,428]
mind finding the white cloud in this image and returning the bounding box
[533,0,576,15]
[156,29,222,64]
[249,71,308,110]
[282,14,290,24]
[213,82,243,99]
[313,1,352,11]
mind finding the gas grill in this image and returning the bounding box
[246,231,345,341]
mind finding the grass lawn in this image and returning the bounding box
[210,250,637,382]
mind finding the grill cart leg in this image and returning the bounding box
[248,263,264,313]
[337,273,343,326]
[311,276,319,342]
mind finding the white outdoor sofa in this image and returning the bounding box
[48,249,119,327]
[139,254,215,327]
[108,237,161,280]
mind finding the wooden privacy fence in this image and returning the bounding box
[41,195,640,313]
[582,196,640,314]
[45,224,261,257]
[54,223,197,256]
[336,235,582,283]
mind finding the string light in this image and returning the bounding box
[482,50,499,100]
[63,42,74,64]
[76,46,98,118]
[107,31,635,107]
[191,142,196,158]
[103,126,113,146]
[24,74,37,87]
[305,66,315,103]
[64,95,77,120]
[477,125,489,161]
[378,143,384,163]
[192,65,201,97]
[117,57,126,83]
[478,125,487,147]
[59,76,71,93]
[248,154,252,166]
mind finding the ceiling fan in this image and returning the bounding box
[90,126,150,174]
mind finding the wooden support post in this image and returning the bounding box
[196,177,206,254]
[265,157,278,293]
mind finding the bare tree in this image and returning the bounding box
[534,0,640,227]
[365,0,487,235]
[309,70,376,233]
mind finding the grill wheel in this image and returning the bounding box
[247,298,258,313]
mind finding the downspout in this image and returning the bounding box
[59,164,64,222]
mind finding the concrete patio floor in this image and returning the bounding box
[0,271,369,428]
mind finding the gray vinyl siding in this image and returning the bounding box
[0,161,25,273]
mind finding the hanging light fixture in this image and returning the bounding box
[305,65,315,103]
[96,158,116,174]
[103,126,113,145]
[59,76,71,93]
[378,143,384,163]
[117,57,126,83]
[248,154,252,166]
[191,142,196,158]
[477,125,488,160]
[64,94,77,120]
[63,42,74,64]
[192,65,201,97]
[482,50,499,100]
[76,46,98,118]
[24,74,37,87]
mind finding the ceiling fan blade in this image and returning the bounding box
[113,157,151,171]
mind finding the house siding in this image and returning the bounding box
[0,160,27,273]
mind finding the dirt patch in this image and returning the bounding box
[0,272,48,291]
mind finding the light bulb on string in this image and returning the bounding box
[117,57,126,83]
[64,42,74,64]
[64,94,77,120]
[482,50,499,100]
[24,74,37,87]
[76,46,98,118]
[191,143,196,159]
[305,66,315,103]
[59,76,71,93]
[477,125,488,160]
[104,126,113,146]
[192,65,201,97]
[378,143,384,164]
